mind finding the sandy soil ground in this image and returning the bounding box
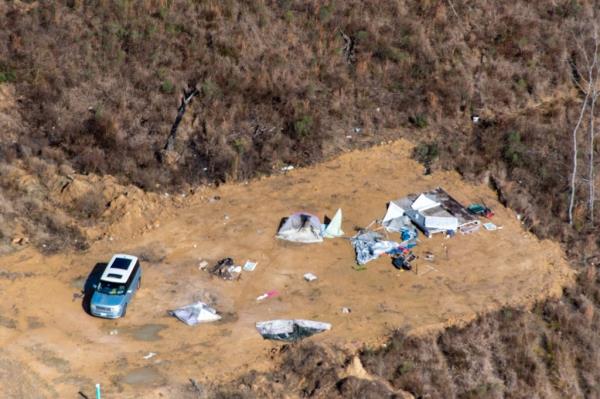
[0,140,574,398]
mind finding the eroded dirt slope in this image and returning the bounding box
[0,140,573,398]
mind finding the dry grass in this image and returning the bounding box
[0,0,592,253]
[0,0,579,188]
[3,1,600,396]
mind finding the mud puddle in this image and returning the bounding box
[122,324,168,342]
[121,366,164,386]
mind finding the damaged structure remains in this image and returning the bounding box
[383,187,479,238]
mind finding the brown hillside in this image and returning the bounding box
[2,1,600,398]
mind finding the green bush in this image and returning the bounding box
[160,79,175,94]
[409,114,428,129]
[294,115,313,138]
[216,43,239,60]
[0,67,16,84]
[201,79,219,98]
[231,138,245,154]
[414,142,439,165]
[356,30,369,41]
[284,10,294,22]
[319,5,333,22]
[503,131,525,167]
[376,45,408,63]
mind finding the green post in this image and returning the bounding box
[95,383,101,399]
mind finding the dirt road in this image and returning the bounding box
[0,140,573,398]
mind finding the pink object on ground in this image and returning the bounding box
[257,290,280,301]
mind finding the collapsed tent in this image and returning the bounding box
[256,319,331,342]
[351,230,401,265]
[276,212,323,243]
[169,302,221,326]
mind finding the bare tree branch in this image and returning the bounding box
[569,21,600,225]
[569,84,591,225]
[446,0,460,19]
[588,26,599,222]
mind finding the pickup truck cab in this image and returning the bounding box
[90,254,142,319]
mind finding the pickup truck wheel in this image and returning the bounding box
[138,278,141,289]
[121,304,127,317]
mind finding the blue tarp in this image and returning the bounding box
[350,230,401,265]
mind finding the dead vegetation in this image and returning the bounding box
[3,0,600,397]
[360,265,600,399]
[0,0,591,253]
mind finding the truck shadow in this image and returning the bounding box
[82,263,106,315]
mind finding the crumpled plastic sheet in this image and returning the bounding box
[350,230,401,265]
[169,302,221,326]
[256,319,331,342]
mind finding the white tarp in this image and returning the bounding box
[382,201,405,223]
[411,194,440,212]
[256,319,331,342]
[323,208,344,238]
[277,212,323,243]
[169,302,221,326]
[424,215,459,231]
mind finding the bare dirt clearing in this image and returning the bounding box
[0,140,573,398]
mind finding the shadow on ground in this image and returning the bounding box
[81,263,106,315]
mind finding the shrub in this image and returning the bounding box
[503,131,525,168]
[356,30,369,41]
[0,67,16,84]
[231,138,246,154]
[293,115,313,138]
[160,79,175,94]
[319,5,333,22]
[375,45,408,63]
[414,142,439,165]
[72,191,105,219]
[409,114,428,128]
[201,79,219,98]
[284,10,294,22]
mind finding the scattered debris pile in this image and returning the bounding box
[383,187,479,238]
[209,258,242,280]
[392,252,417,271]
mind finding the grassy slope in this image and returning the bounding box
[0,0,584,252]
